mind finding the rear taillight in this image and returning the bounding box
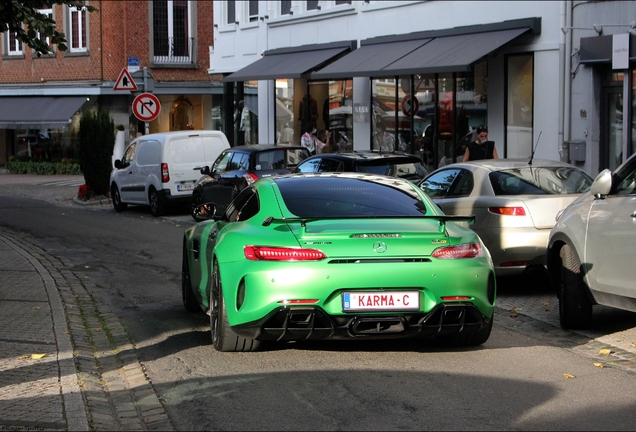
[161,163,170,183]
[244,246,326,261]
[488,206,526,216]
[432,243,483,259]
[243,172,260,185]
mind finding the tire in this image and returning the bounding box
[559,245,592,329]
[435,316,493,347]
[149,187,166,217]
[111,184,127,212]
[190,192,203,221]
[182,243,202,313]
[210,260,261,352]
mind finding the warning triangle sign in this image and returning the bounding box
[113,68,138,91]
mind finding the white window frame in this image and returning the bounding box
[68,5,88,53]
[35,8,54,54]
[153,0,194,64]
[5,31,23,56]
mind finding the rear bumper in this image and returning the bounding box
[478,227,549,274]
[161,188,191,205]
[233,302,491,342]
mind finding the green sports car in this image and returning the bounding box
[182,172,496,352]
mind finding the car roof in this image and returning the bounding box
[438,158,580,171]
[226,144,307,153]
[304,151,422,161]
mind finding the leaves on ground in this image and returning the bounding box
[594,362,604,368]
[563,373,575,379]
[31,353,46,359]
[599,349,612,356]
[510,313,518,318]
[32,306,40,310]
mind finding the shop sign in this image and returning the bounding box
[353,103,370,123]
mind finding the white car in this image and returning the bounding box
[110,130,229,216]
[547,153,636,329]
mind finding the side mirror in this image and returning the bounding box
[114,159,123,169]
[590,169,613,198]
[195,166,211,175]
[192,203,217,222]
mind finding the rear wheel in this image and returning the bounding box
[181,243,202,312]
[111,184,127,212]
[559,245,592,329]
[149,187,166,216]
[435,316,493,347]
[210,260,261,352]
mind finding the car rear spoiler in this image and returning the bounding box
[262,215,475,234]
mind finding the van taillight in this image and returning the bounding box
[161,163,170,183]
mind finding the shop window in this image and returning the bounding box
[276,79,297,144]
[632,70,636,158]
[152,0,194,64]
[506,54,533,158]
[307,1,319,11]
[171,97,194,131]
[68,4,87,53]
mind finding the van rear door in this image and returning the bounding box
[165,135,206,196]
[202,135,230,168]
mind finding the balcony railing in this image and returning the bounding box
[153,37,196,64]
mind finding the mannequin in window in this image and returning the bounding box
[240,101,251,145]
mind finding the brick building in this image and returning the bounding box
[0,1,222,166]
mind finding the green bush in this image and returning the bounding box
[6,160,82,175]
[78,109,115,196]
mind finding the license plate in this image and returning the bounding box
[342,291,420,312]
[177,183,193,192]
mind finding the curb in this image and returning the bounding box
[0,228,175,431]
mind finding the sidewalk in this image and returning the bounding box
[0,227,173,431]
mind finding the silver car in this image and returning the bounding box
[547,153,636,329]
[418,159,593,276]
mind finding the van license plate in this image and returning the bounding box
[342,291,420,311]
[177,184,193,192]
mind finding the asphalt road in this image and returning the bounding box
[2,176,636,430]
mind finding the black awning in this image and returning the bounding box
[0,96,87,129]
[312,18,539,79]
[380,28,530,76]
[223,41,356,82]
[312,39,431,80]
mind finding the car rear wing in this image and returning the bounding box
[262,215,475,234]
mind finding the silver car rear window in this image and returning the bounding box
[490,167,593,195]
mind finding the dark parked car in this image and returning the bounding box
[190,144,311,219]
[292,151,428,181]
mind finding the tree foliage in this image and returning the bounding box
[78,110,115,197]
[0,1,97,56]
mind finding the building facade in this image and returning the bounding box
[211,0,636,176]
[0,0,220,166]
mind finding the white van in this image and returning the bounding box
[110,130,230,216]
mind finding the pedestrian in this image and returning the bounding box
[301,123,330,155]
[463,125,498,161]
[373,122,395,152]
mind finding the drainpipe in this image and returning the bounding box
[561,1,573,162]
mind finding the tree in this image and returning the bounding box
[78,110,115,197]
[0,1,97,57]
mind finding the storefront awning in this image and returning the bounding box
[312,18,540,79]
[0,96,87,129]
[223,41,356,82]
